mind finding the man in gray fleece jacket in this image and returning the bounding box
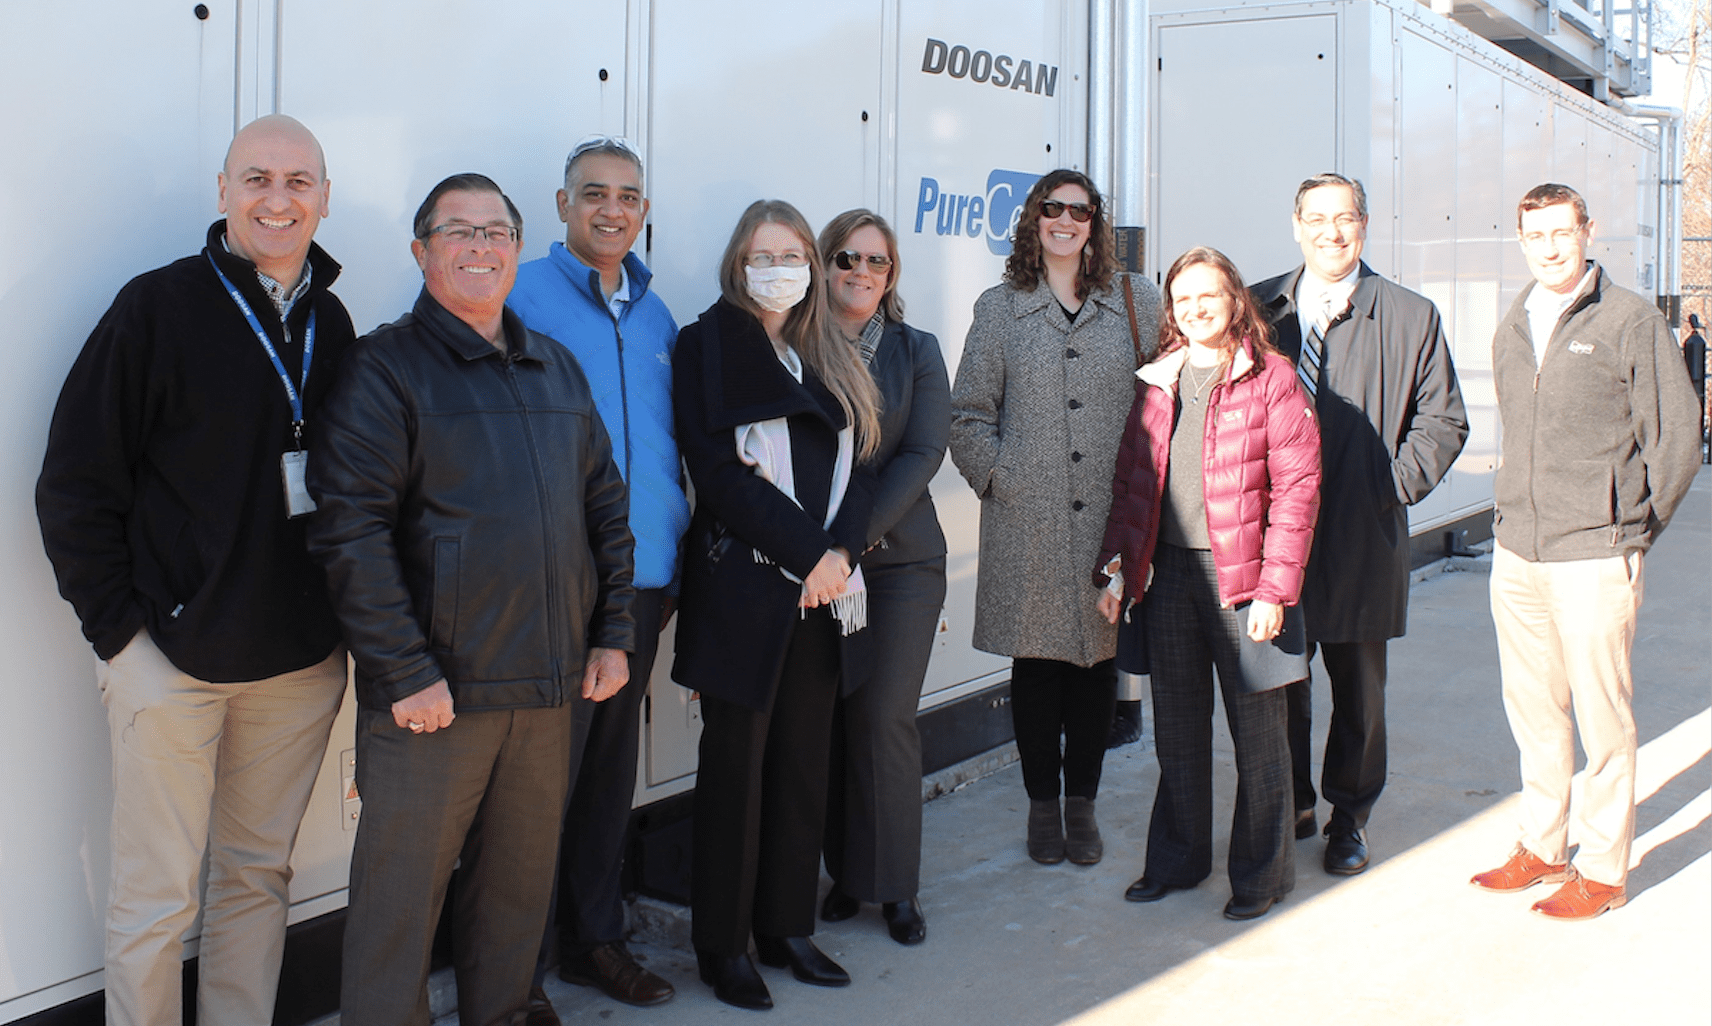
[1471,183,1701,921]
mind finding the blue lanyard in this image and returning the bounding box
[207,255,316,445]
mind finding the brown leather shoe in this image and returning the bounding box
[1470,845,1572,893]
[1531,873,1627,921]
[559,941,676,1006]
[524,985,561,1026]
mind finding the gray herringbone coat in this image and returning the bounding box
[950,275,1160,667]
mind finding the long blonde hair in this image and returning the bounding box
[718,200,882,460]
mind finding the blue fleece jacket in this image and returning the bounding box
[511,242,687,592]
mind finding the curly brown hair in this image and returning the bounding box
[1002,169,1117,301]
[1155,246,1278,382]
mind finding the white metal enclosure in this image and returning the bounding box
[0,1,1086,1017]
[1146,0,1663,537]
[0,0,1665,1019]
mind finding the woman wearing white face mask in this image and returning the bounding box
[671,200,881,1010]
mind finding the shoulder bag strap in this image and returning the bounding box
[1121,273,1143,369]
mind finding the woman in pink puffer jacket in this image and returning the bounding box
[1094,246,1321,921]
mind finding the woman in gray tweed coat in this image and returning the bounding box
[949,169,1160,865]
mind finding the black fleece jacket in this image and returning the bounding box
[37,221,355,682]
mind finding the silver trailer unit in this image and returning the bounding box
[0,1,1664,1020]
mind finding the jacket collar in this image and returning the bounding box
[1514,261,1605,324]
[695,298,844,432]
[1261,261,1381,326]
[1139,339,1256,391]
[1007,276,1130,324]
[545,240,654,307]
[412,288,541,363]
[203,219,342,321]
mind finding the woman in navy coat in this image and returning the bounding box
[671,200,881,1010]
[814,209,950,947]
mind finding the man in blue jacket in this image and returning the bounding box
[510,136,689,1014]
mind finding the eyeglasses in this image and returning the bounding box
[1041,200,1095,223]
[832,250,893,272]
[746,251,809,268]
[1298,213,1363,231]
[1520,228,1586,250]
[423,223,519,245]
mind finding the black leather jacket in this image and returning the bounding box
[308,290,636,712]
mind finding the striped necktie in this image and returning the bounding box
[1297,296,1331,399]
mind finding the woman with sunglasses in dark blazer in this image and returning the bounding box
[949,170,1160,867]
[814,209,950,947]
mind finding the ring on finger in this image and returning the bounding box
[408,720,425,732]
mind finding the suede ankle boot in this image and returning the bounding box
[1064,796,1103,864]
[1027,798,1065,864]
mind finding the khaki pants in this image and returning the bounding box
[1489,542,1642,887]
[98,630,346,1026]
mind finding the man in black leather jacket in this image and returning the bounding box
[307,173,636,1026]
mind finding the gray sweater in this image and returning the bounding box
[1492,264,1701,562]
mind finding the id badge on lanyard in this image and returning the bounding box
[209,256,318,518]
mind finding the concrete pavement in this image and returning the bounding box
[435,467,1710,1025]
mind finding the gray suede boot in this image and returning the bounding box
[1027,798,1065,864]
[1064,797,1103,864]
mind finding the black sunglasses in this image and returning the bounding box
[832,250,893,272]
[1040,200,1095,223]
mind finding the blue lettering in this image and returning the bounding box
[936,194,958,235]
[966,195,985,238]
[914,177,940,233]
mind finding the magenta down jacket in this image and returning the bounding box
[1095,338,1322,609]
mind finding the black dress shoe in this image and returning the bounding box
[696,950,773,1010]
[881,898,927,945]
[1223,894,1279,920]
[1295,808,1317,840]
[1324,826,1370,875]
[754,935,850,987]
[1123,876,1188,903]
[820,884,860,923]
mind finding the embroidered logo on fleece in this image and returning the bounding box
[1568,341,1596,355]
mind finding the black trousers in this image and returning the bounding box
[1009,657,1118,801]
[692,608,841,955]
[1143,545,1293,900]
[824,556,945,903]
[533,589,666,983]
[1286,639,1389,831]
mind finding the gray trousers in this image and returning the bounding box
[1143,545,1296,901]
[824,556,946,902]
[342,703,572,1026]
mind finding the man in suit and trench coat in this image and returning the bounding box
[1251,173,1468,875]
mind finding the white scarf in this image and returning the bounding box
[733,350,868,636]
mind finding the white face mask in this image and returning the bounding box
[744,264,812,313]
